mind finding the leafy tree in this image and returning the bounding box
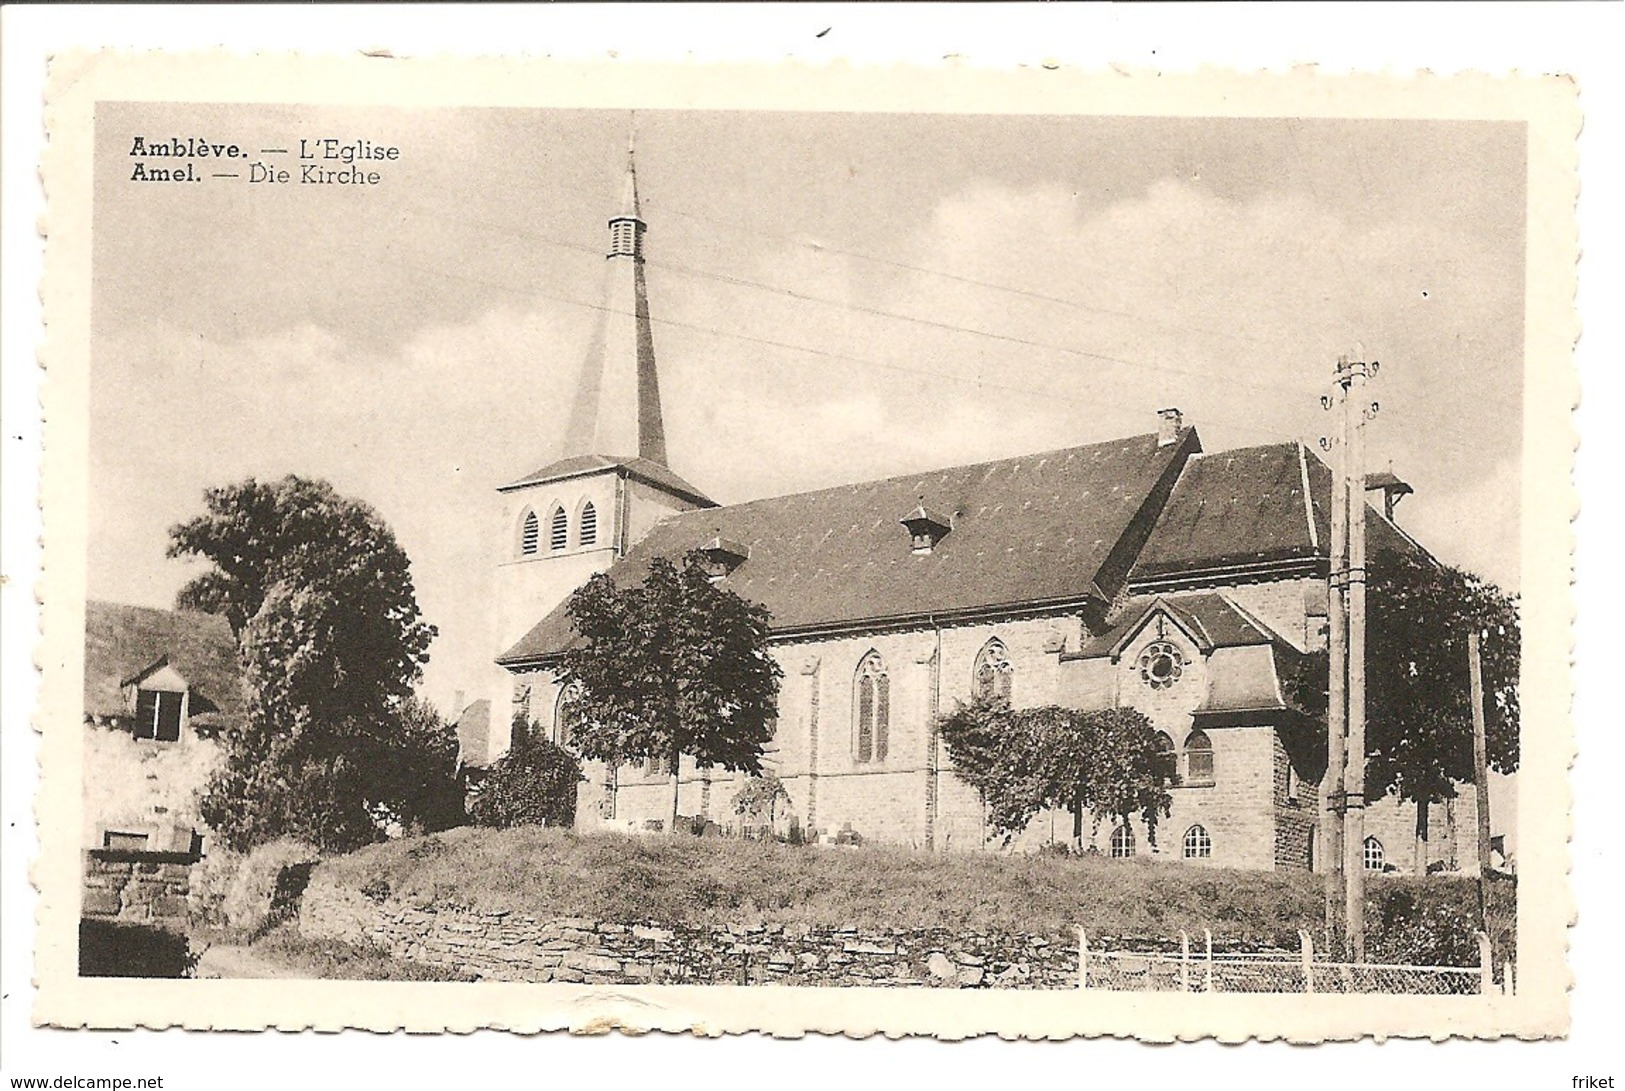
[559,552,782,833]
[171,476,446,852]
[938,699,1171,849]
[1286,549,1520,866]
[469,714,583,829]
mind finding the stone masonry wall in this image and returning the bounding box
[298,876,1078,988]
[81,851,193,924]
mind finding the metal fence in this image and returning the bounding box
[1078,929,1507,995]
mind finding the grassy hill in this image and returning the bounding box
[314,826,1510,960]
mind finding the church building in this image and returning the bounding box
[488,146,1478,874]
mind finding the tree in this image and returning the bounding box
[938,699,1171,849]
[559,552,782,833]
[1287,548,1520,868]
[171,476,446,853]
[469,714,583,829]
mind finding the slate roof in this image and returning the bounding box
[500,454,714,507]
[500,428,1199,664]
[83,601,244,724]
[1070,591,1281,661]
[1130,442,1420,586]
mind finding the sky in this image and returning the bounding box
[89,106,1526,711]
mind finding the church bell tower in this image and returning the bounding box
[487,129,714,754]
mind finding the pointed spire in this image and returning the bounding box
[561,125,667,465]
[618,120,642,221]
[608,117,645,260]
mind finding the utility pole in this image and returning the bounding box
[1321,374,1349,948]
[1469,629,1493,936]
[1341,352,1373,965]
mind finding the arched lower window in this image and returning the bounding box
[520,509,540,556]
[1307,825,1318,871]
[554,682,582,749]
[579,502,598,546]
[973,638,1013,703]
[1110,824,1136,859]
[1184,729,1215,785]
[1363,836,1385,872]
[549,506,568,551]
[854,651,890,763]
[1154,731,1179,786]
[1183,825,1212,859]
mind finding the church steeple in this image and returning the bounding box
[562,128,668,465]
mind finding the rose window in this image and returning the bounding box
[1137,641,1185,690]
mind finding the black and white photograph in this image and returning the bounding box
[17,47,1580,1045]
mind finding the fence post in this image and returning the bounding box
[1300,929,1315,994]
[1204,929,1214,993]
[1179,931,1190,993]
[1477,932,1494,995]
[1505,959,1516,997]
[1077,926,1088,989]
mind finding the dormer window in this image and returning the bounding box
[124,660,190,742]
[900,505,952,554]
[697,536,749,580]
[134,686,184,742]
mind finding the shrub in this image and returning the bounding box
[222,838,322,937]
[1366,881,1483,967]
[468,716,582,829]
[186,846,245,928]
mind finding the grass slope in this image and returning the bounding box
[315,826,1507,955]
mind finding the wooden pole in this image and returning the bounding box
[1323,364,1349,947]
[1469,630,1493,935]
[1343,356,1370,964]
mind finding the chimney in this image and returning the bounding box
[1157,407,1183,446]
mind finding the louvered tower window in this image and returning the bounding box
[550,507,568,551]
[580,502,597,546]
[520,510,540,556]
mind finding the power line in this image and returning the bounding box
[405,198,1330,403]
[390,248,1318,448]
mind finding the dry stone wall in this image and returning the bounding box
[298,877,1078,988]
[82,850,194,923]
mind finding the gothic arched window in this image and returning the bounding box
[1184,729,1215,785]
[973,638,1013,703]
[579,502,598,546]
[555,682,582,749]
[549,506,568,551]
[854,651,890,763]
[1154,731,1179,785]
[520,509,540,556]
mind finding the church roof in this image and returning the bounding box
[499,428,1199,664]
[1129,441,1419,588]
[1068,591,1281,662]
[83,601,244,723]
[499,454,714,507]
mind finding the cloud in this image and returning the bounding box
[87,165,1525,711]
